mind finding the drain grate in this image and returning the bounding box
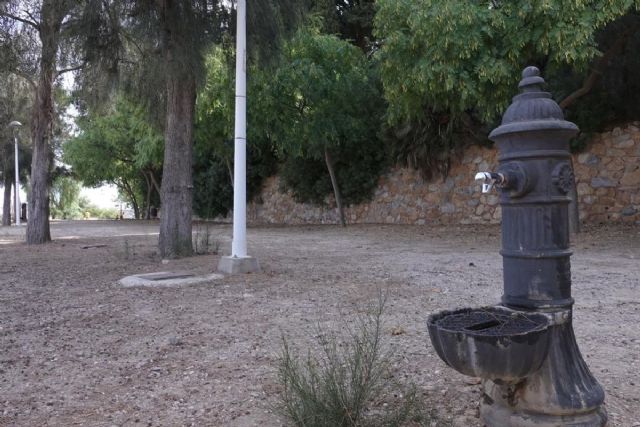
[435,307,546,336]
[137,272,196,281]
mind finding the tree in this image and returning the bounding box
[375,1,640,232]
[0,73,32,225]
[264,28,384,226]
[49,175,81,220]
[64,98,163,219]
[374,0,639,125]
[193,45,280,219]
[312,0,376,51]
[0,0,106,243]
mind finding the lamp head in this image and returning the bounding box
[8,121,22,129]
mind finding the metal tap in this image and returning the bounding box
[475,172,506,193]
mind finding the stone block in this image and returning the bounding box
[607,158,625,172]
[439,203,456,214]
[582,195,595,204]
[591,177,616,188]
[612,135,634,148]
[576,182,593,195]
[492,207,502,220]
[620,169,640,187]
[590,143,606,156]
[607,148,627,157]
[578,153,599,165]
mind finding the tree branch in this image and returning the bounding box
[0,11,40,31]
[56,62,86,77]
[559,31,632,109]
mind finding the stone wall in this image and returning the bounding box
[575,124,640,223]
[248,124,640,225]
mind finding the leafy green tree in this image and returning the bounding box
[193,45,279,219]
[375,1,640,232]
[50,175,82,220]
[0,0,114,243]
[375,0,639,125]
[311,0,376,51]
[264,28,384,226]
[64,98,163,219]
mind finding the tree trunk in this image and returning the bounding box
[120,178,140,219]
[157,0,196,258]
[324,147,346,227]
[159,75,195,257]
[27,0,63,244]
[143,170,152,219]
[2,179,12,226]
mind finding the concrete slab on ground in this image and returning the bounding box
[119,271,223,288]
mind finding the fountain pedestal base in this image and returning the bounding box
[480,316,606,427]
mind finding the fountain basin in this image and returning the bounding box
[428,306,551,382]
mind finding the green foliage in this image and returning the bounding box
[81,203,119,220]
[193,46,279,219]
[280,140,386,206]
[312,0,377,51]
[552,14,640,136]
[374,0,637,125]
[64,97,163,216]
[50,176,82,220]
[373,1,640,176]
[387,111,488,180]
[260,27,385,206]
[275,298,435,427]
[270,28,381,156]
[65,98,162,185]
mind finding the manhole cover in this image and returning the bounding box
[136,272,195,281]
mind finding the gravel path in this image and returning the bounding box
[0,221,638,426]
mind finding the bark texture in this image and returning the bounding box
[157,0,196,257]
[26,0,64,244]
[2,178,12,225]
[159,75,195,257]
[324,147,346,227]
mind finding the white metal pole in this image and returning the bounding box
[231,0,247,257]
[14,135,20,226]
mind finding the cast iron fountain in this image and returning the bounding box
[428,67,607,426]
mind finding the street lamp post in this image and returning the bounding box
[217,0,260,274]
[8,121,22,226]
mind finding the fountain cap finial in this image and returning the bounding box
[488,66,578,140]
[518,66,545,92]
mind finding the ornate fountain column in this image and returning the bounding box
[428,67,606,426]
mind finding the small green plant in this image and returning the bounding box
[275,297,436,426]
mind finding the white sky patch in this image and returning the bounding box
[81,185,120,209]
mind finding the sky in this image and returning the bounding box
[81,185,120,209]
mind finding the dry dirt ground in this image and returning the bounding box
[0,221,638,427]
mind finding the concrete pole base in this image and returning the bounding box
[217,256,260,275]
